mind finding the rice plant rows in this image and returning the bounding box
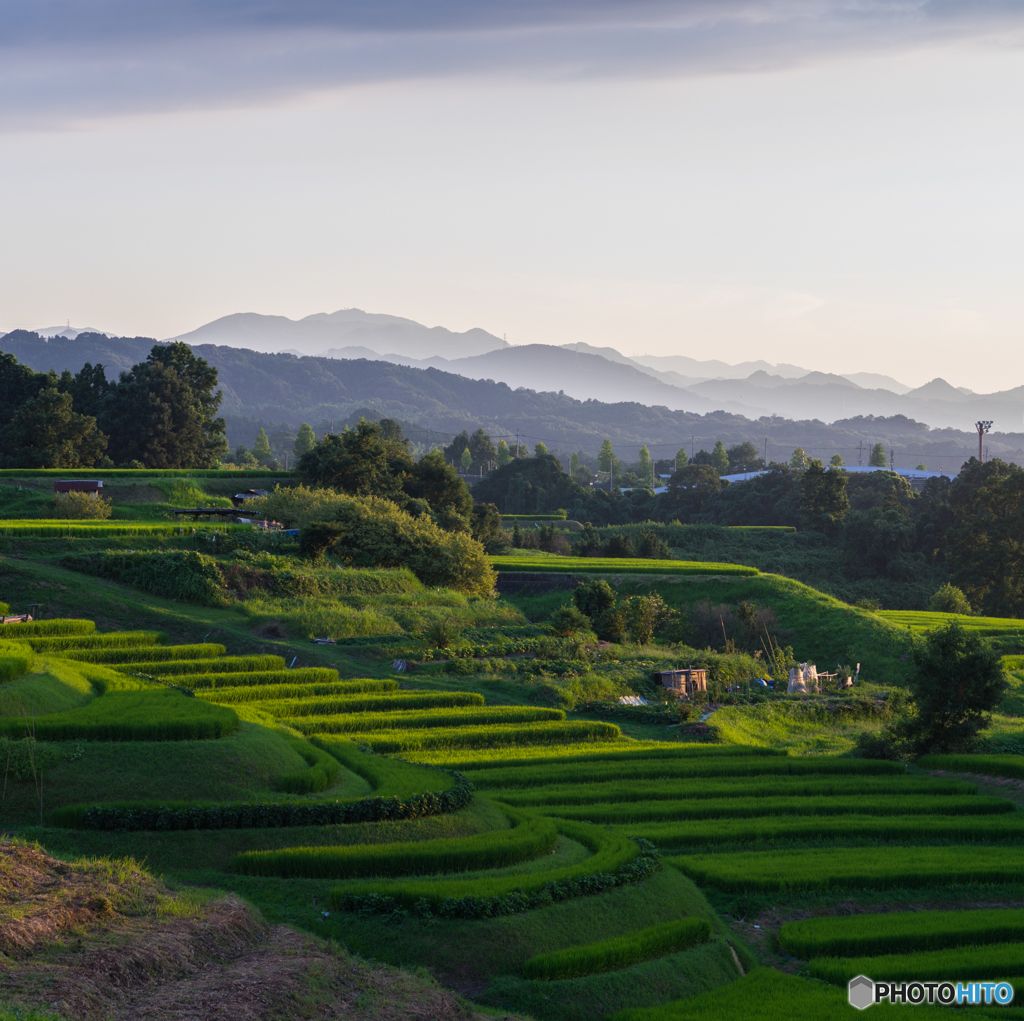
[467,756,903,789]
[251,691,487,717]
[23,630,162,651]
[179,669,364,691]
[809,942,1024,986]
[327,819,643,912]
[0,689,238,741]
[299,720,621,751]
[671,846,1024,892]
[117,654,286,676]
[521,918,712,981]
[0,619,95,638]
[233,812,558,879]
[446,744,784,771]
[918,754,1024,780]
[490,556,758,576]
[492,776,977,807]
[540,794,1008,824]
[282,706,565,733]
[194,679,407,703]
[62,643,227,664]
[633,812,1024,848]
[780,907,1024,959]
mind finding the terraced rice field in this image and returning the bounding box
[5,619,1024,1020]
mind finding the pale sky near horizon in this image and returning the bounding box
[2,2,1024,392]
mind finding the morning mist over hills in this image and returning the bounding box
[4,307,1023,468]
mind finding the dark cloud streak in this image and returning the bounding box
[1,1,1022,128]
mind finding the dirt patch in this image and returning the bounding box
[0,841,525,1021]
[254,620,287,640]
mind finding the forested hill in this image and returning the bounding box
[2,328,1022,465]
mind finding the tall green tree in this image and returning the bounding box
[711,440,729,473]
[534,441,548,458]
[726,441,761,473]
[790,447,807,470]
[101,343,226,468]
[637,444,653,486]
[598,439,615,472]
[468,428,497,469]
[496,439,512,466]
[460,447,473,472]
[1,388,107,468]
[296,418,412,500]
[674,447,689,470]
[869,442,888,467]
[294,423,316,458]
[947,458,1024,616]
[830,453,845,466]
[898,621,1006,755]
[800,461,849,536]
[253,428,273,464]
[570,452,580,474]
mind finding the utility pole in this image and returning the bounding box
[858,440,863,467]
[889,448,895,471]
[691,435,694,459]
[763,437,768,467]
[515,427,520,459]
[976,421,993,462]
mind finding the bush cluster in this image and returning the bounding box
[62,550,229,606]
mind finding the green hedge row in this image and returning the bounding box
[303,720,620,752]
[277,739,342,795]
[918,753,1024,780]
[51,771,473,831]
[283,705,563,734]
[233,810,557,879]
[328,823,658,918]
[468,755,904,789]
[0,689,238,742]
[119,654,286,676]
[254,691,486,717]
[494,775,976,807]
[671,845,1024,892]
[63,643,226,664]
[544,794,1008,825]
[810,942,1024,987]
[780,906,1024,959]
[0,619,95,638]
[522,917,712,981]
[179,669,357,691]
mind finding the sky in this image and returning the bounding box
[2,1,1024,392]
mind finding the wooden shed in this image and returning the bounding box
[654,668,707,698]
[54,480,103,495]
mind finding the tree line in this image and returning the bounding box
[0,343,227,469]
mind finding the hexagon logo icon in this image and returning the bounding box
[849,975,874,1010]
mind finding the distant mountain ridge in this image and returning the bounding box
[3,306,1021,434]
[1,327,1022,470]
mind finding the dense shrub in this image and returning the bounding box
[51,491,113,519]
[62,550,229,606]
